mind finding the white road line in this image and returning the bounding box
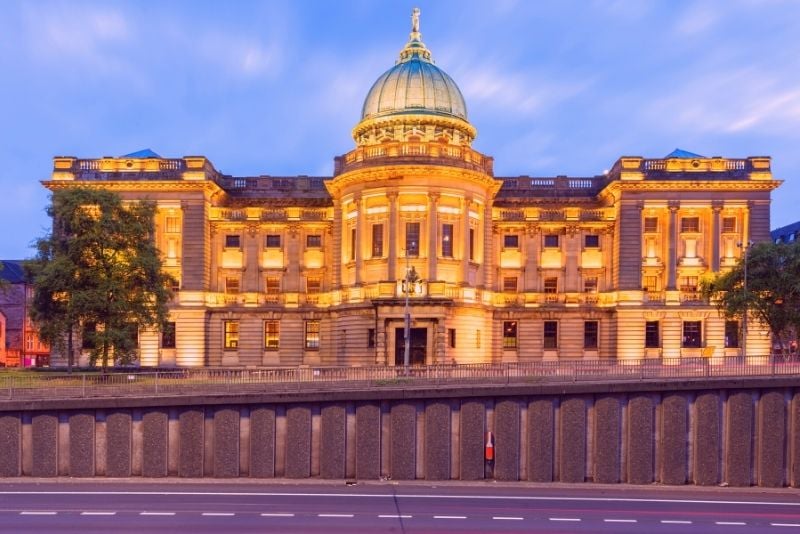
[434,515,467,519]
[550,517,581,522]
[717,521,747,526]
[772,524,800,527]
[260,513,295,517]
[318,514,354,518]
[80,512,117,516]
[604,519,637,523]
[661,520,692,524]
[493,516,524,520]
[378,514,412,518]
[20,511,57,515]
[202,512,234,517]
[140,512,176,516]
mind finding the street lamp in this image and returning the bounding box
[739,240,753,360]
[402,244,420,370]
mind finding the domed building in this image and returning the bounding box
[46,10,780,367]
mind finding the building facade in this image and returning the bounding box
[0,260,50,367]
[44,14,780,367]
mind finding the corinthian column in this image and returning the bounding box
[388,191,398,281]
[428,193,439,281]
[667,202,679,290]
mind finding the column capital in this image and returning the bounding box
[668,200,680,212]
[711,200,724,211]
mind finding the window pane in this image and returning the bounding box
[544,321,558,349]
[442,224,454,257]
[645,321,660,348]
[306,235,322,248]
[681,217,700,233]
[224,321,239,349]
[503,234,519,248]
[307,277,321,293]
[225,277,239,294]
[682,321,702,348]
[305,320,320,349]
[266,234,281,248]
[367,328,375,348]
[544,234,559,248]
[503,321,517,348]
[372,224,383,257]
[448,328,456,348]
[162,322,176,349]
[265,276,280,294]
[722,217,737,233]
[165,217,180,234]
[584,321,598,349]
[225,235,240,248]
[350,228,356,260]
[264,320,279,350]
[469,228,475,261]
[584,277,598,293]
[724,320,739,348]
[584,234,600,248]
[644,217,658,233]
[544,277,558,293]
[503,276,517,292]
[406,222,420,256]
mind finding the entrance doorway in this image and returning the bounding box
[395,327,427,366]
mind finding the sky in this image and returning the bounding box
[1,0,799,259]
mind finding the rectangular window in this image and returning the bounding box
[367,328,375,348]
[644,217,658,233]
[476,329,481,349]
[681,216,700,233]
[645,321,660,348]
[305,320,320,350]
[503,276,518,292]
[544,277,558,293]
[584,234,600,248]
[225,277,240,294]
[162,322,176,349]
[643,275,659,292]
[469,228,475,261]
[448,328,456,348]
[225,235,241,249]
[725,320,740,348]
[584,321,599,349]
[503,321,518,349]
[544,234,559,248]
[264,320,279,350]
[503,234,519,249]
[722,217,737,233]
[306,234,322,248]
[306,276,321,293]
[165,216,180,234]
[371,223,383,257]
[223,320,239,349]
[543,321,558,349]
[265,234,281,248]
[682,321,702,348]
[584,276,598,293]
[265,276,280,294]
[406,222,420,256]
[442,223,454,257]
[680,276,698,292]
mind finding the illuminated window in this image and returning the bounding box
[680,276,698,292]
[225,277,239,294]
[544,234,559,248]
[448,328,456,348]
[503,321,517,349]
[264,320,279,350]
[584,234,600,248]
[722,217,737,233]
[584,276,598,293]
[503,276,518,292]
[305,320,320,350]
[725,320,739,348]
[162,322,176,349]
[476,329,481,349]
[644,217,658,233]
[584,321,598,349]
[265,276,280,295]
[544,277,558,293]
[165,216,180,234]
[442,224,454,257]
[503,234,519,249]
[223,321,239,349]
[682,321,702,348]
[643,275,659,292]
[266,234,281,248]
[225,235,240,249]
[543,321,558,349]
[372,224,383,257]
[405,222,420,256]
[350,228,356,261]
[645,321,660,348]
[306,234,322,248]
[681,217,700,233]
[307,276,321,293]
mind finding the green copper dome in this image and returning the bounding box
[360,10,468,122]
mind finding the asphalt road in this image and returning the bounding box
[1,481,800,533]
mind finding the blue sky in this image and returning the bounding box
[2,0,799,258]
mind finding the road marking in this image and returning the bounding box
[318,514,354,518]
[550,517,580,522]
[378,514,412,518]
[717,522,746,526]
[604,519,637,523]
[661,520,692,524]
[140,512,176,516]
[260,513,295,517]
[81,512,117,516]
[202,512,234,516]
[493,516,524,520]
[772,524,800,527]
[20,511,57,515]
[434,515,467,519]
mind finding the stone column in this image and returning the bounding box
[355,196,364,286]
[332,201,342,288]
[666,202,679,290]
[286,225,300,291]
[388,191,398,282]
[482,203,493,289]
[428,193,439,281]
[711,202,722,272]
[460,196,471,284]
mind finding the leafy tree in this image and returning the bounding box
[26,187,174,370]
[701,241,800,353]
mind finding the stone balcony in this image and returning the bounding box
[334,141,494,176]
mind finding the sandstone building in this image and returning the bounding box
[44,13,780,367]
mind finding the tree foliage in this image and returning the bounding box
[701,241,800,351]
[26,188,174,369]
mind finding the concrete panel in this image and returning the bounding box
[694,392,721,486]
[593,396,621,484]
[214,407,240,478]
[758,391,786,487]
[725,391,753,487]
[0,414,21,477]
[527,399,554,482]
[460,400,485,481]
[320,404,346,479]
[142,410,168,478]
[355,402,380,480]
[178,409,204,477]
[31,413,58,478]
[424,401,451,480]
[559,397,586,483]
[105,411,132,478]
[249,406,275,478]
[627,395,654,484]
[68,412,95,477]
[660,394,688,485]
[494,399,520,481]
[285,405,311,478]
[791,392,800,488]
[390,402,416,480]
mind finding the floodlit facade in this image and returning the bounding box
[44,12,781,367]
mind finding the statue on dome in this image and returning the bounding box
[411,8,420,34]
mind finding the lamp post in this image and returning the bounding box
[402,246,418,371]
[740,240,753,360]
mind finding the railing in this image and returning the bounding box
[2,357,799,401]
[334,142,494,176]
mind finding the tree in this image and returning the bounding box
[26,187,174,370]
[701,241,800,353]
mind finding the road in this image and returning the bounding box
[1,481,800,533]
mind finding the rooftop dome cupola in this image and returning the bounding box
[353,8,476,147]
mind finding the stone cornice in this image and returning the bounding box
[42,179,224,200]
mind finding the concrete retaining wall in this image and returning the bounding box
[0,379,797,486]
